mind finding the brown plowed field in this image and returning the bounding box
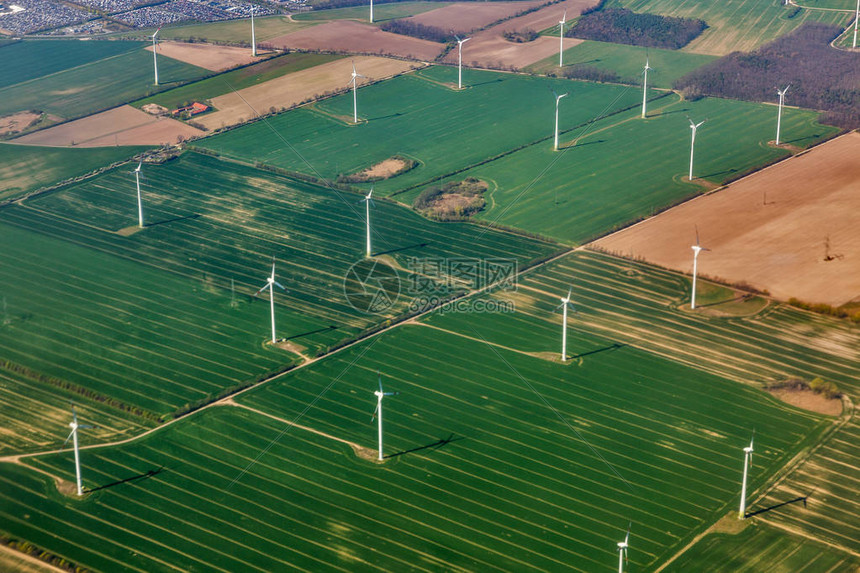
[268,20,444,61]
[196,56,417,130]
[441,0,594,68]
[145,41,260,71]
[13,105,203,147]
[405,1,544,34]
[593,132,860,307]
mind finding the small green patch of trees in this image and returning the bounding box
[413,177,487,220]
[768,376,842,400]
[503,29,539,43]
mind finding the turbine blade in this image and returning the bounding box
[254,283,270,296]
[378,371,383,393]
[273,281,286,291]
[61,429,74,449]
[371,403,379,422]
[695,225,700,246]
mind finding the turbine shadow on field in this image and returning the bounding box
[654,107,691,117]
[285,325,339,341]
[368,112,404,122]
[145,213,201,229]
[745,495,807,518]
[87,466,165,493]
[700,167,737,179]
[569,342,627,360]
[560,139,605,151]
[698,294,753,309]
[385,433,464,459]
[469,78,506,88]
[374,242,429,257]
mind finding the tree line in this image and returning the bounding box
[567,8,707,49]
[674,23,860,129]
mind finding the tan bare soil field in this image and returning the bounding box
[441,0,593,68]
[145,41,259,71]
[13,105,203,147]
[405,1,544,34]
[450,35,582,68]
[0,111,40,135]
[593,132,860,307]
[768,389,844,416]
[269,20,444,61]
[361,157,408,178]
[196,56,417,130]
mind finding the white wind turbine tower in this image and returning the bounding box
[360,188,375,257]
[255,257,286,344]
[557,287,575,361]
[641,58,652,118]
[688,118,706,181]
[62,405,93,496]
[739,432,754,518]
[250,4,257,57]
[152,27,161,86]
[558,10,567,67]
[455,35,471,90]
[853,0,859,49]
[616,523,631,573]
[690,227,709,310]
[372,372,399,461]
[132,161,144,228]
[350,62,366,124]
[775,85,790,145]
[369,0,374,23]
[553,91,568,151]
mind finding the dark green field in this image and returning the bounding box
[0,41,208,121]
[0,151,557,423]
[0,143,148,201]
[0,314,827,571]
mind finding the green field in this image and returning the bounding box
[0,151,557,421]
[527,40,718,88]
[293,1,442,22]
[438,94,835,243]
[0,143,148,201]
[133,52,343,111]
[0,40,142,90]
[668,523,860,571]
[0,42,208,120]
[121,16,317,43]
[199,66,643,196]
[199,66,836,245]
[796,0,858,9]
[605,0,853,54]
[0,313,827,571]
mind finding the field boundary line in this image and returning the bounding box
[0,542,68,573]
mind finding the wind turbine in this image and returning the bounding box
[558,10,567,67]
[688,118,706,181]
[62,405,93,496]
[739,432,754,518]
[853,0,859,49]
[775,85,790,145]
[455,36,471,90]
[557,287,575,361]
[250,4,257,57]
[350,62,365,124]
[360,188,374,257]
[369,0,374,23]
[616,523,630,573]
[372,372,399,461]
[132,161,144,228]
[641,58,652,118]
[690,226,709,310]
[255,257,286,344]
[152,27,161,86]
[553,91,568,151]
